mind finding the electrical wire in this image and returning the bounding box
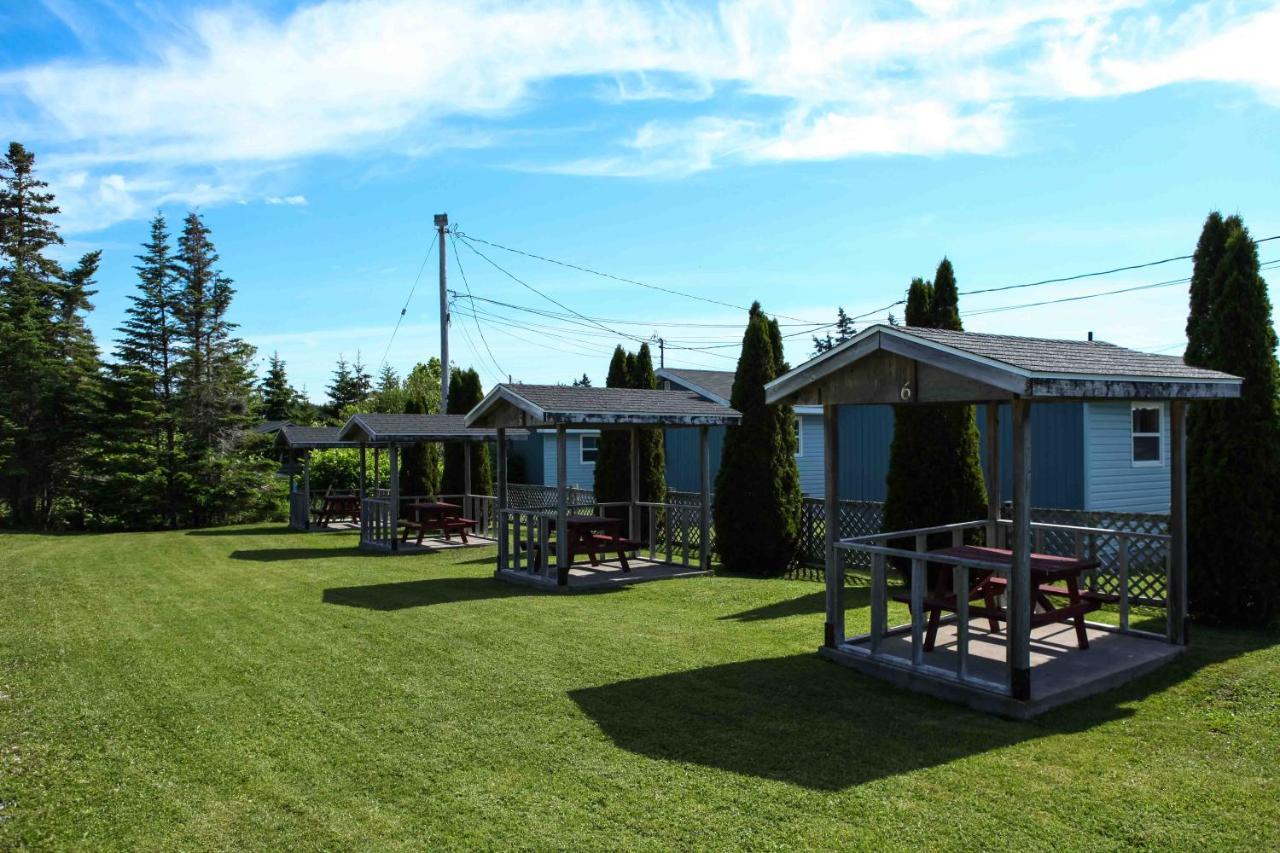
[449,230,506,381]
[378,239,437,371]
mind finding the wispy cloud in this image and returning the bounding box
[265,194,307,206]
[6,0,1280,228]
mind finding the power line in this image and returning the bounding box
[451,227,824,325]
[449,230,506,381]
[378,239,437,371]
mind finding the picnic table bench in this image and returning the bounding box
[521,516,643,572]
[892,545,1103,652]
[314,492,359,526]
[400,501,479,545]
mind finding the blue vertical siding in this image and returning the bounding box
[976,402,1085,509]
[795,412,824,496]
[539,430,599,489]
[1083,402,1171,512]
[664,426,724,493]
[835,405,896,500]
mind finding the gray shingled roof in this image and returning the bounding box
[897,326,1236,381]
[339,413,500,444]
[275,425,354,449]
[468,384,741,427]
[766,323,1242,404]
[657,368,734,405]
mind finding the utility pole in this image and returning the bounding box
[652,335,665,369]
[435,213,449,406]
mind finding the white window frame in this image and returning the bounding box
[1130,402,1165,467]
[794,415,804,457]
[579,433,599,466]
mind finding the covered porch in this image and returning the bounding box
[337,413,504,554]
[274,425,359,532]
[765,323,1242,717]
[466,384,741,590]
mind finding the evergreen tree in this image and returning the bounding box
[629,343,666,530]
[882,260,987,577]
[441,367,493,496]
[713,302,801,576]
[260,352,300,422]
[0,142,102,527]
[811,306,858,355]
[326,355,362,421]
[593,347,630,510]
[572,373,592,387]
[171,211,271,526]
[1185,213,1280,626]
[115,212,180,525]
[399,360,444,497]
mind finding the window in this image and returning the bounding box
[580,434,599,465]
[1131,404,1163,466]
[794,416,804,457]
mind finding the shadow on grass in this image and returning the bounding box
[720,589,826,622]
[325,575,627,610]
[187,525,299,537]
[231,547,365,562]
[570,630,1275,791]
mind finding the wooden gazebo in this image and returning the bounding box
[765,324,1241,717]
[274,425,358,531]
[337,413,504,553]
[465,384,741,589]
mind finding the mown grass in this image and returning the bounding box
[1,526,1277,850]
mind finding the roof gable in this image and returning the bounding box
[338,413,500,444]
[656,368,734,406]
[766,324,1242,405]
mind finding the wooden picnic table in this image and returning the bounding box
[528,515,644,573]
[911,545,1102,651]
[401,500,477,545]
[315,493,359,526]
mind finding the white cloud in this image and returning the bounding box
[265,194,307,206]
[6,0,1280,228]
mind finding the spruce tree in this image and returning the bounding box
[442,367,492,497]
[713,303,801,576]
[326,355,361,421]
[1186,213,1280,626]
[261,352,299,422]
[883,260,987,577]
[399,360,444,497]
[630,343,666,533]
[116,212,180,525]
[0,142,102,527]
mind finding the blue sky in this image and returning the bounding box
[3,0,1279,399]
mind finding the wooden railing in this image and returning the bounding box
[438,493,498,539]
[360,498,395,550]
[639,501,705,568]
[288,492,311,531]
[835,517,1173,695]
[499,508,555,579]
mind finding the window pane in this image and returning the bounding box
[1133,407,1160,434]
[1133,435,1160,461]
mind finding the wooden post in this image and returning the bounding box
[463,440,473,516]
[823,404,844,648]
[302,451,312,531]
[629,426,640,541]
[388,444,400,553]
[358,443,367,501]
[985,402,1001,546]
[698,425,710,571]
[1168,400,1188,645]
[496,429,508,573]
[373,447,381,492]
[1009,399,1032,700]
[556,426,568,586]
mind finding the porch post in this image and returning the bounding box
[1168,400,1188,645]
[389,444,400,553]
[698,425,710,572]
[1009,399,1032,700]
[556,425,568,586]
[628,426,640,540]
[302,451,312,531]
[496,428,508,573]
[823,403,844,648]
[373,447,381,492]
[985,402,1001,547]
[358,443,367,501]
[463,440,473,514]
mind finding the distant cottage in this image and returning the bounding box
[508,356,1177,514]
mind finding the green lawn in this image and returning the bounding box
[1,527,1277,850]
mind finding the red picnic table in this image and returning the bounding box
[525,515,644,572]
[904,545,1102,651]
[315,493,359,526]
[400,500,479,545]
